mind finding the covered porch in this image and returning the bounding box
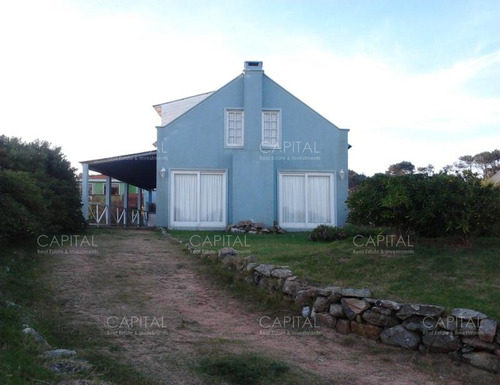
[80,151,157,227]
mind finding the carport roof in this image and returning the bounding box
[81,150,156,190]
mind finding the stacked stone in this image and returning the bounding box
[210,247,500,373]
[226,220,285,234]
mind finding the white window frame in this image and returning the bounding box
[225,109,244,148]
[261,110,281,149]
[170,170,227,229]
[279,171,335,229]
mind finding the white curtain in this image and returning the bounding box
[200,174,223,222]
[308,175,331,224]
[281,175,305,223]
[174,174,197,222]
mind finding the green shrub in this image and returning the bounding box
[308,225,348,242]
[0,136,86,241]
[347,173,500,242]
[308,224,388,242]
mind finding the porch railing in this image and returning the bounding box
[87,203,149,227]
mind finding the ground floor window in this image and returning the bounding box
[170,170,226,228]
[279,172,335,228]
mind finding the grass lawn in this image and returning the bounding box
[0,241,156,385]
[170,230,500,320]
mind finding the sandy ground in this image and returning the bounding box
[43,230,494,385]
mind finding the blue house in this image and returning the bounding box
[154,61,349,230]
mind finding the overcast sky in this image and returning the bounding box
[1,0,499,176]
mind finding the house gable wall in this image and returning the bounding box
[156,66,349,229]
[156,76,244,227]
[262,75,349,224]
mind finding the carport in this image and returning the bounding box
[80,151,157,226]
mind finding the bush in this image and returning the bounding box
[308,225,348,242]
[308,224,388,242]
[0,136,86,241]
[347,173,500,242]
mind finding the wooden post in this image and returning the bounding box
[81,163,89,220]
[105,176,112,225]
[124,183,129,226]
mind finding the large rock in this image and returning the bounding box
[327,291,342,304]
[336,319,351,335]
[340,288,372,298]
[436,316,457,331]
[254,264,275,277]
[329,304,345,318]
[362,309,399,327]
[462,352,499,373]
[23,327,51,349]
[257,276,283,292]
[450,308,488,320]
[313,296,330,313]
[373,299,402,311]
[282,276,301,296]
[458,319,478,336]
[396,303,445,320]
[462,337,497,351]
[218,247,237,260]
[478,319,497,343]
[351,321,383,340]
[370,306,393,316]
[294,290,312,307]
[341,298,370,320]
[380,325,421,350]
[402,315,437,333]
[237,255,257,271]
[43,349,77,359]
[45,358,91,374]
[422,331,460,353]
[271,268,293,279]
[305,287,332,297]
[245,262,258,272]
[315,313,336,329]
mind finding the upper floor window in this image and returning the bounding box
[262,110,281,149]
[225,109,244,147]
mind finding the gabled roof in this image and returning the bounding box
[153,91,214,127]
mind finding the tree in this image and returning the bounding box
[0,136,86,241]
[444,149,500,179]
[348,170,367,193]
[386,161,415,176]
[473,150,500,178]
[417,164,435,176]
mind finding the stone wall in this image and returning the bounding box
[187,245,499,374]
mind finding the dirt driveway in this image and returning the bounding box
[43,229,491,385]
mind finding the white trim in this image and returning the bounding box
[170,170,227,229]
[261,109,281,149]
[224,109,244,148]
[278,171,336,229]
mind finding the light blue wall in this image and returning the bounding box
[156,65,349,229]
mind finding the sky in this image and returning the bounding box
[1,0,499,176]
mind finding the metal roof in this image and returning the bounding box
[80,151,156,190]
[153,91,214,126]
